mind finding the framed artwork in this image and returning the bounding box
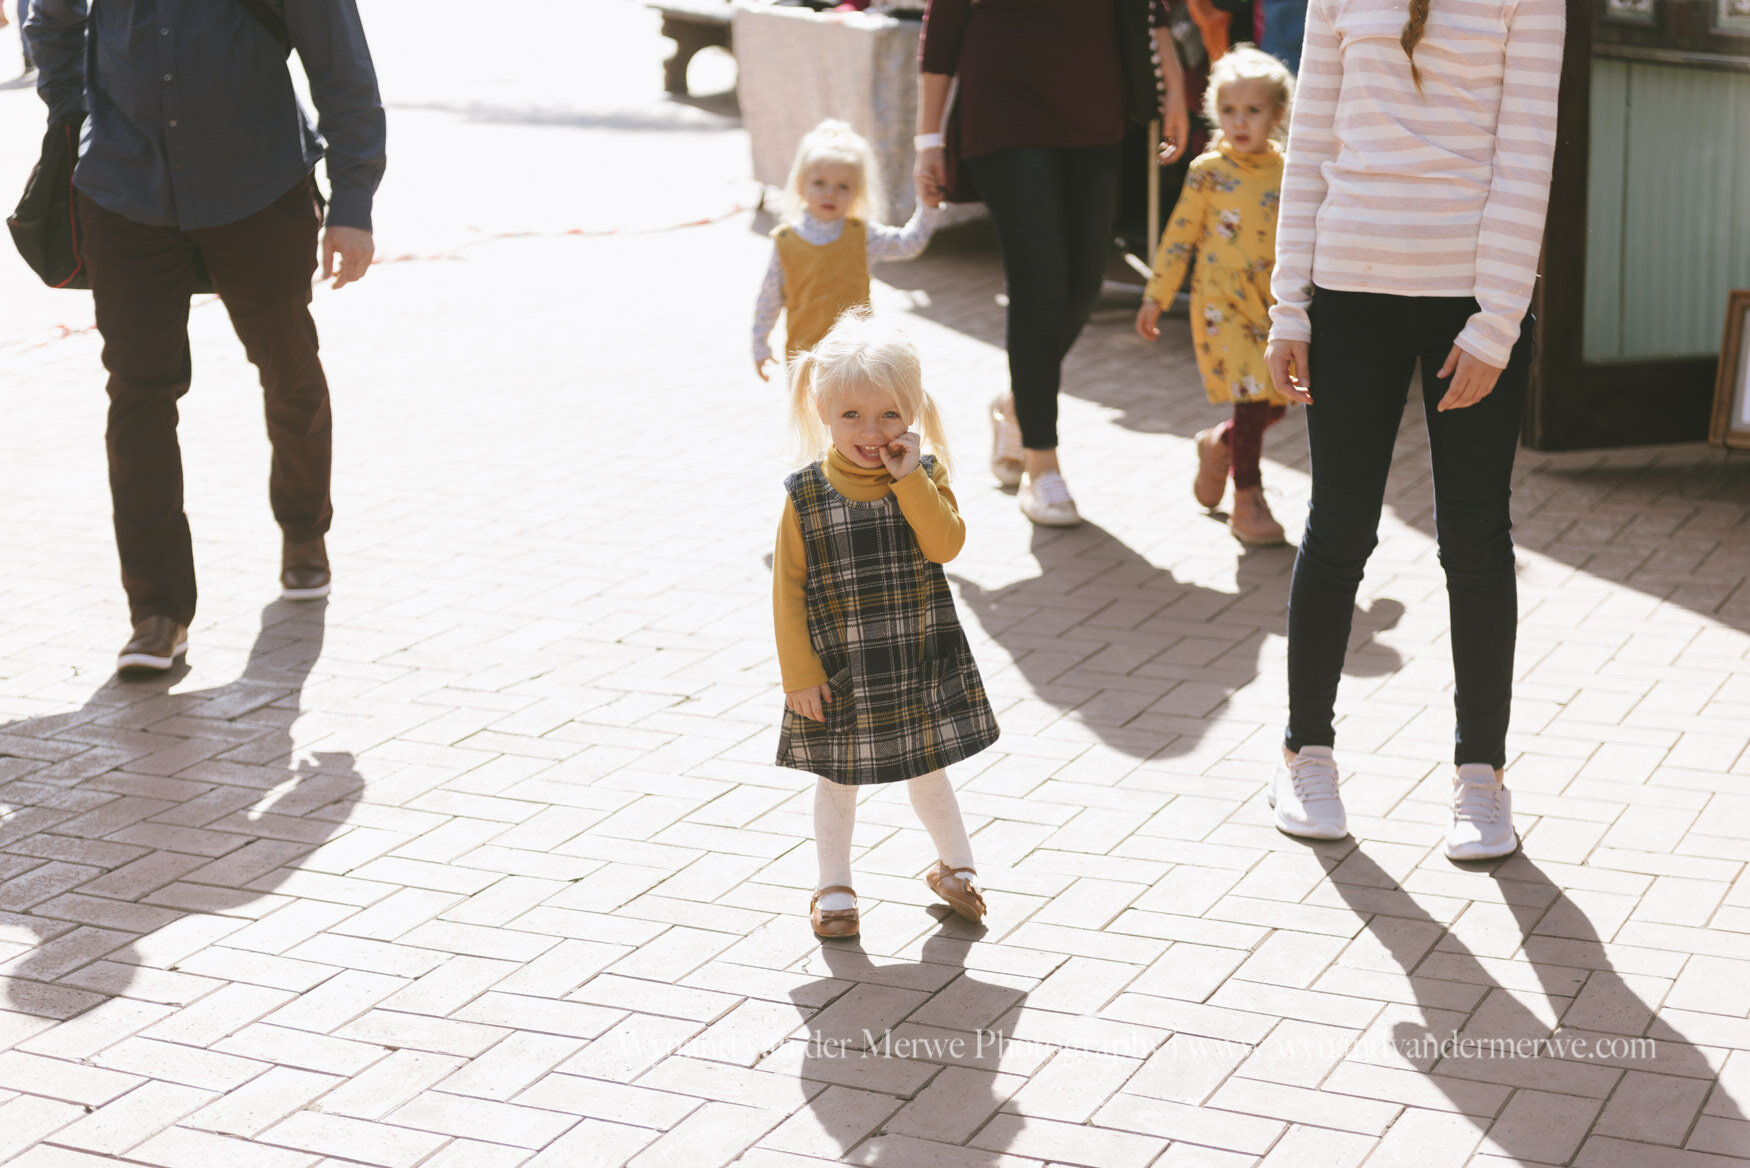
[1711,290,1750,450]
[1604,0,1657,23]
[1715,0,1750,34]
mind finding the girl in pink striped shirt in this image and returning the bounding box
[1262,0,1564,861]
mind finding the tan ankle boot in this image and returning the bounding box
[1193,426,1230,509]
[1229,486,1286,546]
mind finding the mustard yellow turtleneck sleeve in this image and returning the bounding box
[773,451,965,692]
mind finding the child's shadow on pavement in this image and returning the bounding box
[1323,844,1748,1164]
[781,933,1037,1165]
[954,521,1405,759]
[0,600,360,1016]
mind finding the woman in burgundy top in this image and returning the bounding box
[916,0,1184,527]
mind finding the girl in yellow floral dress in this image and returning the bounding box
[1137,46,1295,545]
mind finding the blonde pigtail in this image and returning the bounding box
[786,348,824,467]
[915,392,955,482]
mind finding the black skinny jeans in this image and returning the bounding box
[963,144,1120,451]
[1286,288,1534,769]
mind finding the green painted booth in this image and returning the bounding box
[1530,0,1750,449]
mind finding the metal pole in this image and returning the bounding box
[1147,116,1161,260]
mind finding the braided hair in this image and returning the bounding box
[1401,0,1431,89]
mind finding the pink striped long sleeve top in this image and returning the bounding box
[1267,0,1566,368]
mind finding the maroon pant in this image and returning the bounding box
[1225,401,1288,490]
[79,180,332,625]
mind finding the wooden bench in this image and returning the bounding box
[648,1,735,96]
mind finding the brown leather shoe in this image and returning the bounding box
[281,536,331,601]
[117,616,189,673]
[809,886,860,939]
[1230,486,1288,546]
[926,861,987,923]
[1194,426,1230,510]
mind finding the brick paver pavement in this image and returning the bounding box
[1,4,1748,1165]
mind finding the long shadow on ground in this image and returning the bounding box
[954,521,1405,759]
[0,600,359,1017]
[785,932,1039,1165]
[1320,843,1749,1163]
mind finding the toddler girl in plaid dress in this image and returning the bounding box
[773,311,1000,940]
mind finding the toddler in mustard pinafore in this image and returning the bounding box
[774,311,999,941]
[752,120,939,381]
[1137,47,1297,547]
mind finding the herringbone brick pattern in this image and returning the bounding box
[0,4,1747,1165]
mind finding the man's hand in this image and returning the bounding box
[1136,298,1164,342]
[881,431,921,480]
[322,226,374,289]
[756,356,776,383]
[785,681,833,723]
[1434,344,1503,411]
[914,147,946,209]
[1265,338,1313,404]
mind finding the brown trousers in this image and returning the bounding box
[79,179,332,625]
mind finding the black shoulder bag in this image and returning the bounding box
[6,0,295,291]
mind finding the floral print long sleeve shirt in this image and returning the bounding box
[1144,140,1288,406]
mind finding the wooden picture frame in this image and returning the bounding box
[1711,290,1750,450]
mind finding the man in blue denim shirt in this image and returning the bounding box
[26,0,386,672]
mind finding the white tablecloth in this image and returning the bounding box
[732,4,981,226]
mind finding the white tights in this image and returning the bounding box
[814,770,975,911]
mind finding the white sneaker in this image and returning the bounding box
[990,396,1024,488]
[1268,746,1347,839]
[1444,764,1517,860]
[1018,472,1080,527]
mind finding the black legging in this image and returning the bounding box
[1286,287,1534,769]
[963,144,1120,451]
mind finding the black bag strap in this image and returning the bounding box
[234,0,293,58]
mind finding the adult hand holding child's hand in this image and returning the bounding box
[881,431,921,480]
[914,149,946,209]
[786,681,833,723]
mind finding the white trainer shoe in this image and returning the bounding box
[990,396,1025,489]
[1268,746,1348,839]
[1444,764,1517,860]
[1018,472,1081,527]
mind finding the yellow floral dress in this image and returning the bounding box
[1144,140,1287,407]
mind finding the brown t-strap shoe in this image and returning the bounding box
[810,886,860,939]
[926,861,986,923]
[281,535,332,601]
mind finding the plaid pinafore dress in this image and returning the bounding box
[776,457,1001,786]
